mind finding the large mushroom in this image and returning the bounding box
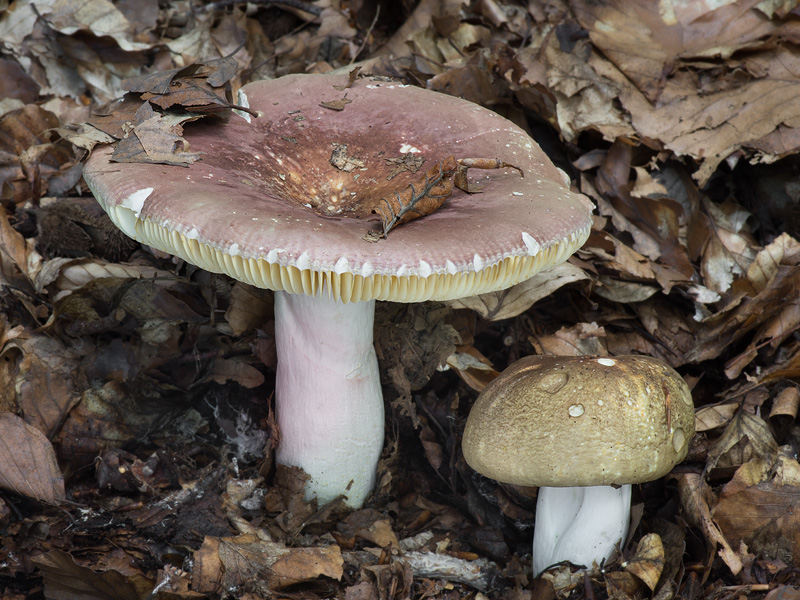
[462,354,695,574]
[83,73,594,507]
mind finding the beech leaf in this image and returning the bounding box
[0,413,65,504]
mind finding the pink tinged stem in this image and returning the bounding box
[532,485,632,575]
[273,290,384,507]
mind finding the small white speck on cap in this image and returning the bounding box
[473,254,485,271]
[418,260,432,277]
[597,358,616,366]
[266,248,283,262]
[185,227,199,240]
[229,243,239,255]
[399,143,421,154]
[397,264,409,277]
[521,232,540,256]
[512,192,524,196]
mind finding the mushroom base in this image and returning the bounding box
[532,485,632,575]
[274,291,384,507]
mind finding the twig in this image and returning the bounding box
[350,5,380,65]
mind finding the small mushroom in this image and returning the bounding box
[83,73,594,508]
[462,355,695,574]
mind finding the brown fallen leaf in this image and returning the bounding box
[0,413,65,504]
[624,533,665,592]
[675,472,742,574]
[704,410,778,475]
[694,403,738,433]
[366,156,522,238]
[714,451,800,562]
[192,533,343,592]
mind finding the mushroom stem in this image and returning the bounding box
[273,290,384,507]
[532,485,632,575]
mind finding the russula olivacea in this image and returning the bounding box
[84,73,594,507]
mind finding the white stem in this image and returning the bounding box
[273,290,384,507]
[532,485,632,575]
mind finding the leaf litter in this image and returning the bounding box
[4,0,800,598]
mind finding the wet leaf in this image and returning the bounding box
[0,413,64,504]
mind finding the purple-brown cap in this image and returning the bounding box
[83,73,593,302]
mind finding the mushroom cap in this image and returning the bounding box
[462,355,695,487]
[84,73,593,303]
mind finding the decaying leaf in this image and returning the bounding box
[624,533,665,591]
[714,450,800,562]
[193,533,343,592]
[676,472,743,575]
[0,413,65,504]
[366,156,522,239]
[695,404,738,433]
[704,410,779,475]
[33,549,152,600]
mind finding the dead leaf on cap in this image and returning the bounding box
[366,156,522,239]
[320,95,352,111]
[0,413,65,504]
[385,153,425,180]
[112,111,203,166]
[330,143,365,172]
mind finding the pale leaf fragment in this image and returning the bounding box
[447,263,588,321]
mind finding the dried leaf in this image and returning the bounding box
[695,404,738,433]
[0,413,64,504]
[715,463,800,562]
[705,410,779,474]
[320,95,352,111]
[675,472,743,574]
[769,387,799,421]
[367,156,522,238]
[33,549,151,600]
[193,533,342,592]
[209,357,265,389]
[448,262,588,320]
[624,533,664,592]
